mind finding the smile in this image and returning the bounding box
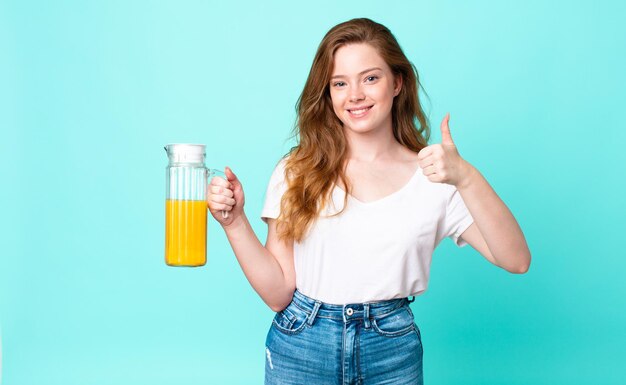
[347,105,373,117]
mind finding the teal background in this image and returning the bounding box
[1,0,625,384]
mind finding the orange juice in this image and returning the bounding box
[165,199,207,266]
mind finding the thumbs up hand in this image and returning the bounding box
[417,113,472,187]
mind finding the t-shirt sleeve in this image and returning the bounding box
[260,159,288,223]
[441,186,474,247]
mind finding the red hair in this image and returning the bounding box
[278,18,430,242]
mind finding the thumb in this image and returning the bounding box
[225,166,239,186]
[440,113,454,145]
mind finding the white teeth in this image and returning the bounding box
[349,107,371,115]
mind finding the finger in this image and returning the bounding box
[427,174,443,184]
[210,194,236,206]
[417,146,433,160]
[209,202,233,212]
[422,165,437,176]
[225,166,240,187]
[210,176,232,189]
[418,155,435,169]
[440,113,454,145]
[209,185,234,198]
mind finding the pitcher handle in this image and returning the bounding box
[208,168,229,219]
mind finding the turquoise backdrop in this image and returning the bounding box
[1,0,625,384]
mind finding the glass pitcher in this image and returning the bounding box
[164,144,226,267]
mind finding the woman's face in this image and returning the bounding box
[329,43,401,137]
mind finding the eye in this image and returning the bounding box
[365,75,379,82]
[332,81,346,87]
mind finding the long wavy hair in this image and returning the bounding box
[277,18,431,242]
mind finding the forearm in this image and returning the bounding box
[222,213,293,310]
[457,163,531,272]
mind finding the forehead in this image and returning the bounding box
[331,43,390,75]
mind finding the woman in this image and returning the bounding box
[207,18,530,385]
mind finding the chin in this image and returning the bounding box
[342,119,382,134]
[343,125,378,135]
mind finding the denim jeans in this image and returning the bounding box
[265,290,423,385]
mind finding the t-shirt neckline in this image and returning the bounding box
[334,165,421,206]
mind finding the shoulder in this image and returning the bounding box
[265,156,290,190]
[270,156,289,179]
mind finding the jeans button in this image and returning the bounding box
[346,307,354,316]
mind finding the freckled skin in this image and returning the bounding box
[329,43,401,138]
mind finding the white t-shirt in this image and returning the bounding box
[261,158,474,305]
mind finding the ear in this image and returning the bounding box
[393,75,403,97]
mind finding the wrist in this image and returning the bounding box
[455,161,478,190]
[222,212,248,233]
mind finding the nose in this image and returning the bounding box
[349,83,365,103]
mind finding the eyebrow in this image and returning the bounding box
[331,67,382,80]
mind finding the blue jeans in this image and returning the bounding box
[265,290,423,385]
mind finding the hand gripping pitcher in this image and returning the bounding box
[164,144,226,267]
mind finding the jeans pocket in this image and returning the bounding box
[371,306,416,338]
[272,302,310,335]
[406,305,423,344]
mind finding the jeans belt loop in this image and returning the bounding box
[306,301,322,326]
[364,303,371,329]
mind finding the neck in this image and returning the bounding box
[343,125,399,163]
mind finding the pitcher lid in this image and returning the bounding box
[164,143,206,163]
